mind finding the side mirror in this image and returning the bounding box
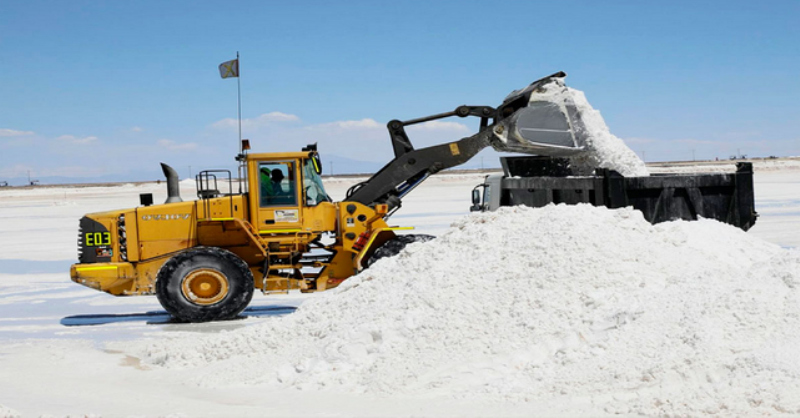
[312,155,322,175]
[470,186,483,212]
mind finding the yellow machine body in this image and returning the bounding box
[69,72,599,322]
[70,150,404,297]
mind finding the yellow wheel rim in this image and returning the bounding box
[181,268,229,305]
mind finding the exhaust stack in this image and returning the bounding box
[160,163,183,204]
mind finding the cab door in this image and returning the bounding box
[253,160,303,233]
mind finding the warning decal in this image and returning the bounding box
[274,209,299,223]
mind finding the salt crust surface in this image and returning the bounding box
[132,205,800,415]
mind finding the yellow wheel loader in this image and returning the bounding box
[70,72,590,322]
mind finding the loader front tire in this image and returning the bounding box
[156,247,254,323]
[365,234,435,268]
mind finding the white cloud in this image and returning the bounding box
[38,165,110,178]
[131,126,143,132]
[212,112,300,130]
[260,112,300,122]
[0,129,34,137]
[158,139,198,151]
[311,118,383,130]
[407,120,469,132]
[308,119,467,133]
[56,135,98,145]
[203,110,480,163]
[0,163,33,177]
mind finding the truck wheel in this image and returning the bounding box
[365,234,435,268]
[156,247,254,322]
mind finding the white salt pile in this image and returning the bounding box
[0,405,20,418]
[133,205,800,415]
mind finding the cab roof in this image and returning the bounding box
[246,151,314,161]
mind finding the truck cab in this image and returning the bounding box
[470,174,503,212]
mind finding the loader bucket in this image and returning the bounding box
[491,73,588,157]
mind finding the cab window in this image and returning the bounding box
[259,162,297,207]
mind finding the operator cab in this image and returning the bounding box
[246,146,333,233]
[257,158,330,207]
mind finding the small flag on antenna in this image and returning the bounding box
[218,58,239,79]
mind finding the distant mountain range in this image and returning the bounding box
[0,155,386,187]
[318,155,384,177]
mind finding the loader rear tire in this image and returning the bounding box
[365,234,435,268]
[156,247,254,323]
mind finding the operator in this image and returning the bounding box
[270,169,285,195]
[259,167,274,206]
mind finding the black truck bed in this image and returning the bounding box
[494,157,758,230]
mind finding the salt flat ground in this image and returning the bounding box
[0,162,797,417]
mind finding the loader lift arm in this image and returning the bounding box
[346,105,499,210]
[346,71,576,211]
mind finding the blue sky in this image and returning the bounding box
[1,0,798,183]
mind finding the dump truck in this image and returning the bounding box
[70,72,595,322]
[470,156,757,230]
